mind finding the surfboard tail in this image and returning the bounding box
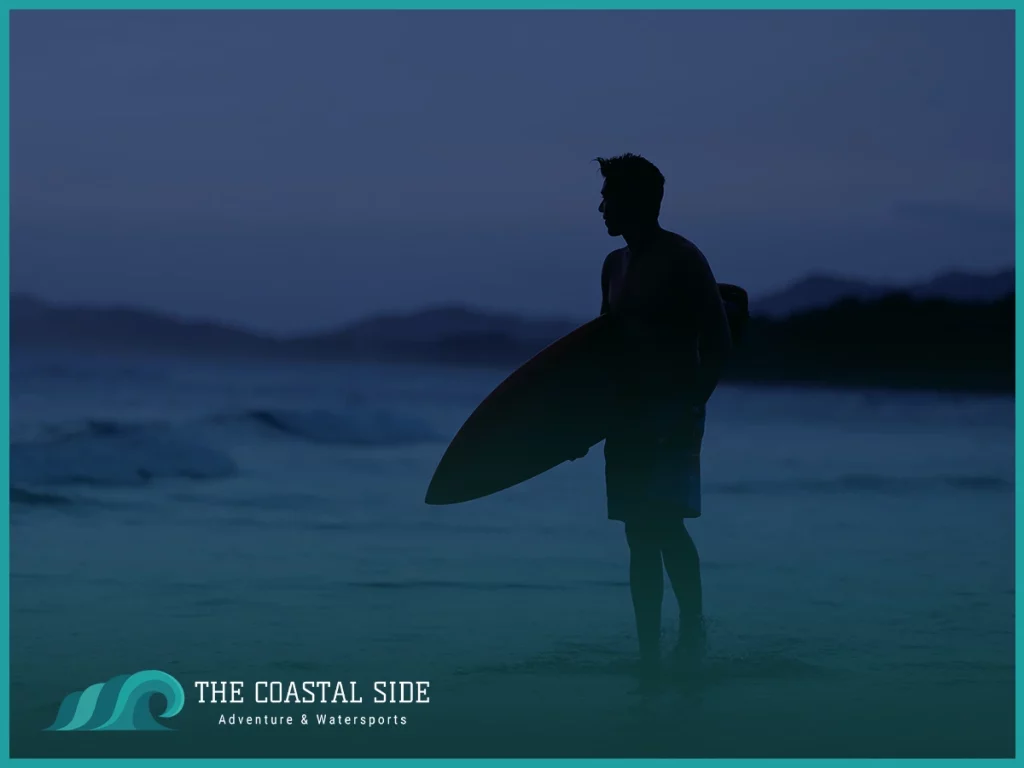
[719,283,750,345]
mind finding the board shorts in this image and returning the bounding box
[604,402,706,523]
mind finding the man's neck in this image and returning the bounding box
[622,223,663,255]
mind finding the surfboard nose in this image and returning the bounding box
[423,483,446,505]
[425,460,477,505]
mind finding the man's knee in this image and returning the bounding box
[662,523,699,565]
[625,515,674,547]
[627,516,694,555]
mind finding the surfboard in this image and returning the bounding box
[424,284,749,505]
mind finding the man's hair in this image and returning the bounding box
[595,153,665,216]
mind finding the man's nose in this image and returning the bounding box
[598,200,605,214]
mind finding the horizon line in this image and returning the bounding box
[10,262,1016,339]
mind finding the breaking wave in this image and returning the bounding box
[10,421,237,487]
[215,407,441,446]
[10,486,74,507]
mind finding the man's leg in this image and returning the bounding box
[661,520,702,619]
[661,520,705,662]
[624,519,665,679]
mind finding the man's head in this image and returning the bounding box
[595,153,665,238]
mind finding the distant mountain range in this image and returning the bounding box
[11,293,283,357]
[752,267,1014,317]
[10,266,1015,392]
[287,306,578,364]
[10,293,578,365]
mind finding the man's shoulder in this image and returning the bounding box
[602,247,628,273]
[658,232,710,275]
[662,230,705,257]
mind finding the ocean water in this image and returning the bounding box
[9,350,1015,757]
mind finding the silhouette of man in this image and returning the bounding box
[587,154,732,688]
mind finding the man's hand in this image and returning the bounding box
[568,444,590,461]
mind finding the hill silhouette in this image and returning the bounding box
[728,292,1013,393]
[11,293,281,358]
[753,267,1013,317]
[11,268,1015,393]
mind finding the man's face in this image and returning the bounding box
[598,181,632,237]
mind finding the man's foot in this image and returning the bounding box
[630,655,664,696]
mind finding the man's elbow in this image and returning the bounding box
[704,323,732,365]
[719,321,734,355]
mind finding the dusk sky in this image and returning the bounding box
[11,11,1014,334]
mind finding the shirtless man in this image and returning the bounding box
[587,153,732,686]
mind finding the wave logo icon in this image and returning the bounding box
[45,670,185,731]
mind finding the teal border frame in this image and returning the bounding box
[1,4,1017,765]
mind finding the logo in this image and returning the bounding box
[45,670,185,732]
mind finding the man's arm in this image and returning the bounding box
[599,250,616,315]
[600,263,610,315]
[569,252,614,463]
[690,259,732,405]
[640,245,730,405]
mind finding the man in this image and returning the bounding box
[586,153,733,688]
